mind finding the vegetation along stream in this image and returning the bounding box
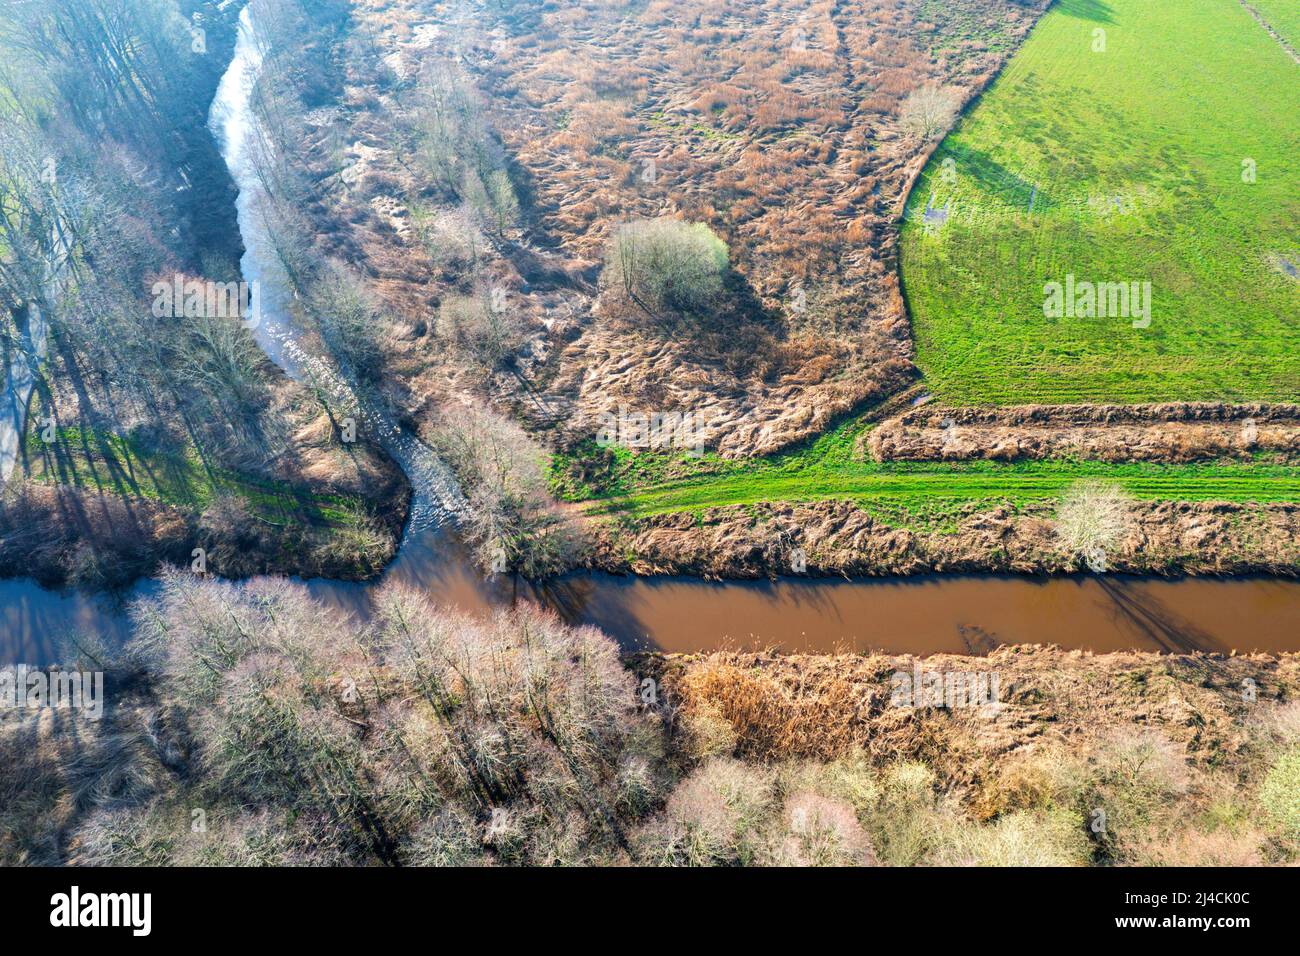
[2,3,1297,667]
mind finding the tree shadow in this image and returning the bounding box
[942,142,1056,211]
[1056,0,1116,24]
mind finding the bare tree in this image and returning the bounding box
[428,402,586,578]
[1056,480,1133,570]
[899,85,961,141]
[306,263,387,382]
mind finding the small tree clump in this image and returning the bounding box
[603,217,729,316]
[429,401,587,578]
[62,572,667,867]
[898,84,961,141]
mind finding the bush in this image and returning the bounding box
[898,85,961,141]
[1055,480,1134,569]
[1084,728,1193,861]
[769,790,875,866]
[603,217,728,316]
[1258,747,1300,839]
[635,758,775,866]
[429,402,587,577]
[436,292,523,371]
[931,809,1091,867]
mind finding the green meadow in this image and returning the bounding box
[553,413,1300,528]
[900,0,1300,405]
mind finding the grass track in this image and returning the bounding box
[581,459,1300,518]
[556,415,1300,525]
[1249,0,1300,49]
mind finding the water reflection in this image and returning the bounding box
[4,533,1299,665]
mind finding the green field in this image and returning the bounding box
[900,0,1300,405]
[553,414,1300,528]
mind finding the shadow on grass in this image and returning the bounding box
[1056,0,1115,25]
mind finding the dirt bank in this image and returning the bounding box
[589,498,1300,578]
[869,402,1300,463]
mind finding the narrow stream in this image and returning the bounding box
[2,5,1298,666]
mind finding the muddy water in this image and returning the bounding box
[4,536,1299,665]
[301,529,1300,658]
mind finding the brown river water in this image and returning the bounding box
[4,527,1299,666]
[326,531,1300,657]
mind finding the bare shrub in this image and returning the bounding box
[931,809,1090,866]
[778,751,881,816]
[768,791,875,866]
[635,757,776,866]
[1055,480,1134,569]
[680,698,739,761]
[870,761,959,866]
[603,217,729,316]
[1258,747,1300,840]
[413,204,484,273]
[898,85,961,141]
[977,743,1093,818]
[1084,728,1194,861]
[485,169,520,235]
[436,291,523,371]
[404,807,488,867]
[428,402,587,577]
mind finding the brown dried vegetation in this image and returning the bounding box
[280,0,1049,456]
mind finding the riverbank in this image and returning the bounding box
[585,498,1300,580]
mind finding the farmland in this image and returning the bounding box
[899,0,1300,405]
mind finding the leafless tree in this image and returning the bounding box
[899,85,961,141]
[429,401,586,578]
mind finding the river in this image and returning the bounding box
[1,5,1297,666]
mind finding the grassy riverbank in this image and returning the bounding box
[553,412,1300,530]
